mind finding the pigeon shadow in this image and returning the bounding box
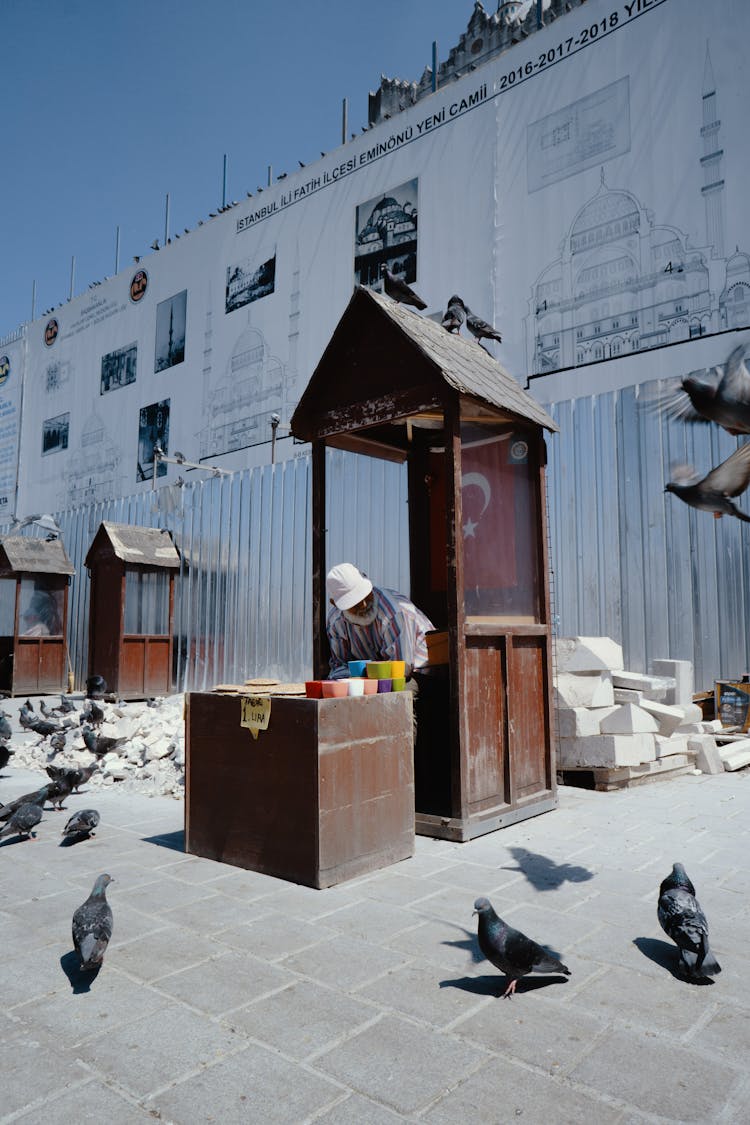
[502,847,594,891]
[442,924,485,965]
[60,950,101,993]
[59,834,93,847]
[633,937,715,985]
[440,973,569,997]
[141,828,185,852]
[0,832,37,847]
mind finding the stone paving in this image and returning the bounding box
[1,759,749,1124]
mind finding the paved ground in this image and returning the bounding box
[2,760,749,1125]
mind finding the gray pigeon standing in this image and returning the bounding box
[651,344,750,436]
[379,264,427,310]
[0,710,12,741]
[0,744,13,771]
[455,299,502,347]
[0,802,42,841]
[657,863,721,980]
[441,295,466,334]
[0,785,51,821]
[47,762,98,793]
[62,809,100,839]
[664,442,750,521]
[473,897,570,997]
[72,873,114,972]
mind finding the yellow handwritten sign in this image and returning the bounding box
[240,695,272,740]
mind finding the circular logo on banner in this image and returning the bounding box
[44,318,59,347]
[0,356,9,386]
[510,439,529,463]
[130,269,148,303]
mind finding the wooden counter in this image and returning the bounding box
[185,691,415,889]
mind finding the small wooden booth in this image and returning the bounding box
[85,522,179,699]
[0,535,75,695]
[291,286,560,841]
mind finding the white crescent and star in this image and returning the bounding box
[461,471,491,538]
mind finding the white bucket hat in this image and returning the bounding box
[326,563,373,611]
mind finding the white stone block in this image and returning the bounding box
[677,722,705,735]
[654,734,690,759]
[639,698,686,738]
[613,688,644,705]
[554,671,614,709]
[558,733,656,768]
[554,636,624,673]
[556,706,610,737]
[677,703,705,725]
[701,719,724,733]
[720,739,750,771]
[688,736,724,775]
[599,703,659,735]
[650,659,694,707]
[145,739,174,762]
[611,671,675,701]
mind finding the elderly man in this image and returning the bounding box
[326,562,435,680]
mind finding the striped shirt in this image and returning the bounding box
[327,587,435,679]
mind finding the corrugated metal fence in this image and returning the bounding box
[45,448,409,692]
[546,382,750,689]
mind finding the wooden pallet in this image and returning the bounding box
[558,753,693,792]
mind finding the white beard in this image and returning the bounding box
[344,598,378,627]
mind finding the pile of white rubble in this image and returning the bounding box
[6,695,186,799]
[554,636,750,777]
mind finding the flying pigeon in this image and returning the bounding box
[379,264,427,310]
[473,896,570,997]
[72,873,114,972]
[0,802,42,841]
[648,344,750,436]
[658,863,721,980]
[664,442,750,521]
[441,295,466,334]
[62,809,100,839]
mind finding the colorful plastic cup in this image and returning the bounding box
[377,678,392,693]
[348,678,365,696]
[321,680,348,698]
[362,678,378,695]
[391,677,406,691]
[390,660,405,679]
[348,660,367,677]
[366,661,392,679]
[305,681,323,698]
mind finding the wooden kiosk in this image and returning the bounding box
[0,535,75,695]
[291,287,560,841]
[85,522,179,699]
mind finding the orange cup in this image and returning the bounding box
[305,681,323,698]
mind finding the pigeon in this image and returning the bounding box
[28,717,65,738]
[441,295,466,334]
[47,762,98,792]
[62,809,100,839]
[0,744,14,771]
[463,302,502,347]
[379,264,427,310]
[86,675,107,700]
[39,700,55,718]
[81,698,105,727]
[473,897,570,997]
[0,710,12,740]
[0,802,42,841]
[658,863,721,979]
[0,785,51,820]
[649,344,750,436]
[19,703,36,730]
[72,874,114,972]
[58,695,77,714]
[46,777,72,810]
[48,730,67,755]
[82,725,124,758]
[664,442,750,521]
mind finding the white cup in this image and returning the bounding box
[348,678,365,696]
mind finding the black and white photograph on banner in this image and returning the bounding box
[42,412,69,455]
[225,253,275,314]
[354,177,419,289]
[101,342,137,394]
[137,398,170,482]
[155,290,187,372]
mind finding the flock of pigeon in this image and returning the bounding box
[475,860,720,996]
[658,342,750,521]
[0,694,116,973]
[378,264,502,349]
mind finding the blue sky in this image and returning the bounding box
[0,0,489,339]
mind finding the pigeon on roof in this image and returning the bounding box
[441,295,466,334]
[380,264,427,310]
[473,896,570,997]
[72,874,114,972]
[664,442,750,521]
[658,863,721,980]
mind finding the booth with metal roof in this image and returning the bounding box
[292,286,560,840]
[85,522,180,699]
[0,535,75,696]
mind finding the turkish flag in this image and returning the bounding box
[461,433,517,590]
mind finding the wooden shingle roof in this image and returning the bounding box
[84,522,180,568]
[0,535,75,575]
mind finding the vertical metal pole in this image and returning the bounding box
[115,225,120,273]
[69,256,75,300]
[222,154,227,208]
[164,193,170,244]
[432,41,438,92]
[536,0,543,28]
[267,164,273,187]
[342,97,348,144]
[31,280,36,322]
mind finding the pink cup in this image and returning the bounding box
[362,678,378,695]
[321,680,348,698]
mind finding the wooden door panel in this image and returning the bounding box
[121,638,145,695]
[144,638,170,696]
[507,635,550,798]
[463,638,508,808]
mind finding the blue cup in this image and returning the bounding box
[348,660,367,677]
